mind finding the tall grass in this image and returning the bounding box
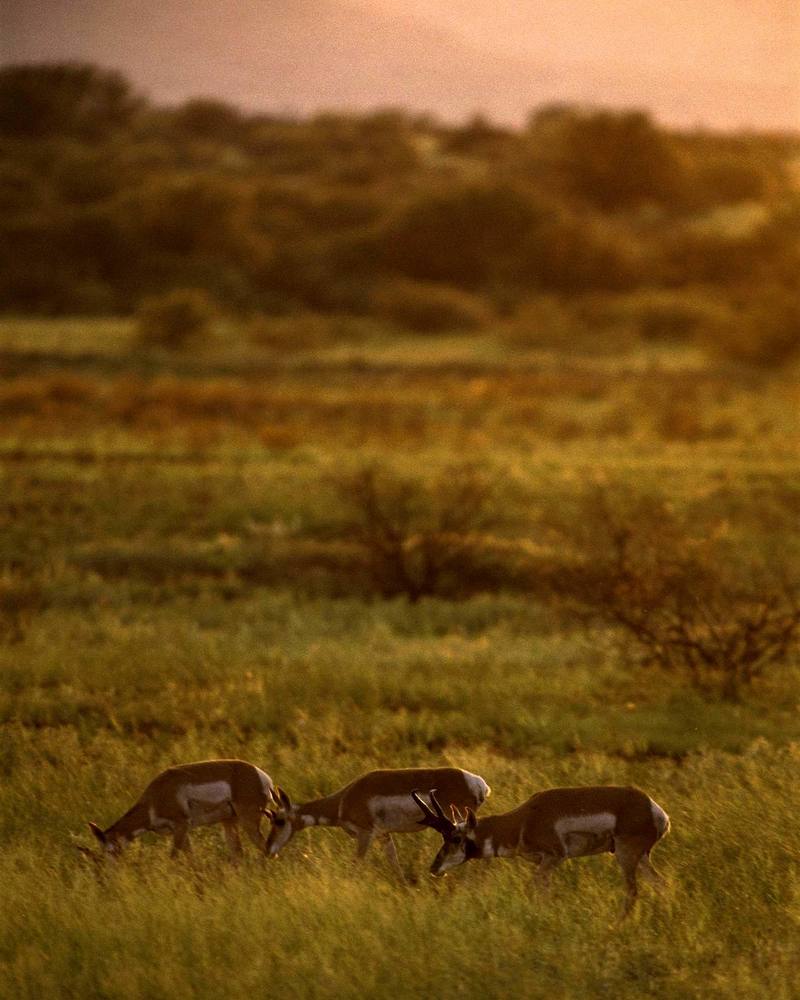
[1,741,798,999]
[1,318,798,997]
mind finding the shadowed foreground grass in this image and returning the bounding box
[1,590,799,999]
[1,740,799,1000]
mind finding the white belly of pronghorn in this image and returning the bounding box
[177,781,234,826]
[369,794,437,832]
[553,812,616,855]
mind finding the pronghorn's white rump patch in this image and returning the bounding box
[650,799,670,838]
[463,771,491,804]
[554,812,616,853]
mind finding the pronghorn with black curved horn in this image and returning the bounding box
[86,759,277,859]
[265,767,490,877]
[413,784,670,913]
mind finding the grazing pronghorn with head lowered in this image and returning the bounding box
[87,759,276,858]
[414,784,670,913]
[265,767,490,876]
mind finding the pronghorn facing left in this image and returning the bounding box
[87,759,276,859]
[414,785,670,913]
[265,767,490,877]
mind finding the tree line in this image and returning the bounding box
[1,63,798,361]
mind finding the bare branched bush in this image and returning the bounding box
[332,463,498,601]
[543,489,800,700]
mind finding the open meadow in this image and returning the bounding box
[1,315,799,998]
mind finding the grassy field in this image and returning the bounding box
[1,317,799,999]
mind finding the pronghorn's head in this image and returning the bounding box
[264,786,301,856]
[88,822,125,857]
[412,789,479,876]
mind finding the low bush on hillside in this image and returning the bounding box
[136,288,216,349]
[541,488,800,700]
[247,312,378,352]
[370,279,493,333]
[331,462,500,601]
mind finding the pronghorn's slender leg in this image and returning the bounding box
[380,834,405,879]
[222,819,243,860]
[534,852,563,888]
[637,852,665,888]
[614,839,649,915]
[355,828,374,859]
[171,821,191,857]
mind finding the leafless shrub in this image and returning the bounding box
[332,463,498,601]
[543,488,800,700]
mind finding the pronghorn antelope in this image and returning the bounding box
[265,767,490,876]
[87,759,276,858]
[414,785,670,912]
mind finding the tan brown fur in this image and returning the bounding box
[266,766,490,877]
[88,759,275,859]
[417,784,669,914]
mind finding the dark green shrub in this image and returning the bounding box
[370,279,492,332]
[247,312,377,351]
[136,288,216,349]
[501,295,590,350]
[708,286,800,368]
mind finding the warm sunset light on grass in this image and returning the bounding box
[1,3,799,997]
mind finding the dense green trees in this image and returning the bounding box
[0,64,140,140]
[1,62,797,355]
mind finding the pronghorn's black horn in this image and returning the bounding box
[412,789,453,833]
[412,789,436,820]
[429,789,448,822]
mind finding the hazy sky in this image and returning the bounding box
[3,0,799,129]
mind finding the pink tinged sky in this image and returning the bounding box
[2,0,799,129]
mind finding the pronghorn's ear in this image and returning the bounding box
[89,822,106,844]
[277,786,292,810]
[450,805,462,824]
[465,807,477,831]
[263,809,275,821]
